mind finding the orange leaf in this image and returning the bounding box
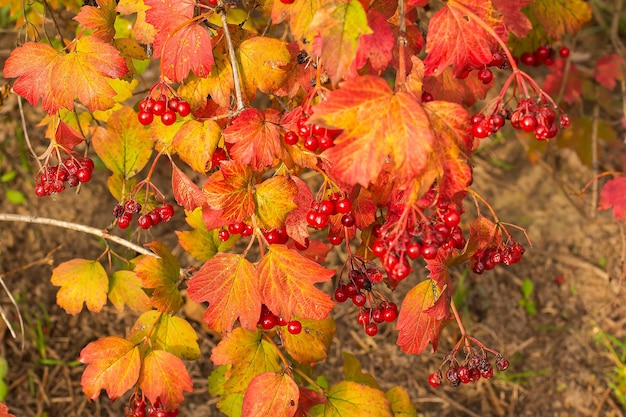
[203,161,255,224]
[171,119,221,173]
[282,317,336,364]
[237,37,291,102]
[423,66,492,106]
[4,36,128,114]
[51,259,108,315]
[309,75,433,187]
[242,372,299,417]
[307,0,372,84]
[223,108,283,171]
[310,381,392,416]
[271,0,321,43]
[134,242,182,313]
[423,0,498,77]
[255,176,298,230]
[257,245,335,322]
[211,327,282,392]
[396,279,447,354]
[0,403,14,417]
[79,336,141,401]
[171,163,207,212]
[116,0,157,44]
[178,52,233,109]
[139,350,193,411]
[74,0,118,42]
[187,253,261,333]
[285,176,314,246]
[108,270,151,313]
[528,0,591,40]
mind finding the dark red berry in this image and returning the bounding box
[495,356,509,371]
[157,204,174,222]
[118,214,132,229]
[446,368,461,387]
[559,46,570,58]
[559,113,570,129]
[76,168,92,183]
[334,286,348,302]
[294,238,310,251]
[520,52,536,66]
[148,210,162,225]
[352,292,367,307]
[535,46,550,63]
[341,213,356,228]
[212,148,228,168]
[428,371,443,387]
[365,323,378,336]
[287,320,302,334]
[421,91,433,103]
[477,68,493,84]
[260,314,277,330]
[328,235,343,245]
[137,214,152,230]
[35,184,47,197]
[458,366,470,384]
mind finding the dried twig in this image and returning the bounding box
[220,10,245,112]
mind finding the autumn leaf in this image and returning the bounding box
[423,0,498,77]
[285,176,314,246]
[178,51,233,109]
[139,350,193,411]
[543,59,584,105]
[310,75,433,187]
[0,403,14,417]
[108,270,151,313]
[176,207,236,261]
[351,10,394,75]
[307,0,372,84]
[92,106,153,179]
[309,381,393,417]
[171,119,221,173]
[599,177,626,221]
[342,352,379,388]
[237,37,291,102]
[396,279,446,355]
[241,372,299,417]
[187,253,261,333]
[211,327,282,392]
[255,176,298,230]
[145,0,213,82]
[223,108,283,170]
[282,317,335,364]
[257,245,335,322]
[129,310,201,360]
[116,0,157,44]
[271,0,321,43]
[134,242,182,313]
[4,36,128,114]
[203,161,255,224]
[208,366,245,414]
[527,0,591,41]
[171,164,207,212]
[74,0,118,42]
[594,54,624,90]
[557,116,616,167]
[385,386,418,417]
[54,119,84,149]
[492,0,532,39]
[423,66,492,106]
[79,336,141,401]
[51,259,108,315]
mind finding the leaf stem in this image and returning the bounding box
[220,10,245,112]
[395,0,407,88]
[449,298,466,337]
[0,213,155,257]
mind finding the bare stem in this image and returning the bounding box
[590,94,600,218]
[220,10,245,112]
[395,0,407,88]
[450,298,467,337]
[0,213,155,257]
[16,96,41,171]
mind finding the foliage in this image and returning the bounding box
[3,0,623,415]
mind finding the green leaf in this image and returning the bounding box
[176,207,237,262]
[309,381,393,417]
[0,171,16,182]
[342,352,379,388]
[128,310,201,360]
[385,386,417,417]
[5,190,25,205]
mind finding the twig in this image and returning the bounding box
[220,10,245,112]
[16,95,41,171]
[0,213,155,257]
[395,0,407,88]
[590,94,600,218]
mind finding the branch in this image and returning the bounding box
[220,10,245,112]
[395,0,407,88]
[0,213,156,257]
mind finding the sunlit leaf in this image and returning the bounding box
[108,270,151,313]
[129,310,201,360]
[51,259,108,315]
[241,372,299,417]
[283,317,335,364]
[309,381,392,417]
[139,350,193,411]
[134,242,182,313]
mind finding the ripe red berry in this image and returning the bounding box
[294,237,310,251]
[212,148,228,168]
[559,46,570,58]
[458,366,470,384]
[365,323,378,336]
[520,115,537,132]
[421,91,434,103]
[421,244,438,260]
[352,292,367,307]
[287,320,302,334]
[357,311,370,325]
[341,213,356,228]
[328,235,343,245]
[118,213,133,229]
[520,52,536,66]
[176,101,191,117]
[228,222,245,235]
[280,0,295,4]
[168,97,180,111]
[241,223,254,237]
[218,229,230,242]
[157,204,174,222]
[477,68,493,84]
[335,198,352,214]
[318,134,334,150]
[472,122,490,138]
[334,286,348,302]
[260,314,277,330]
[76,168,92,183]
[406,241,421,259]
[443,209,461,227]
[489,50,505,67]
[161,110,177,126]
[382,306,397,322]
[428,371,443,387]
[559,113,570,129]
[148,210,162,226]
[138,110,154,126]
[318,200,335,215]
[372,307,384,323]
[151,99,167,116]
[284,131,299,145]
[137,214,152,230]
[35,184,47,197]
[535,46,550,63]
[303,136,319,151]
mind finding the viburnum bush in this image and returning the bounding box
[1,0,612,415]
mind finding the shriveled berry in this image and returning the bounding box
[495,356,509,371]
[157,204,174,222]
[428,371,443,387]
[446,368,461,387]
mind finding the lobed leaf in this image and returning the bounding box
[241,372,299,417]
[51,259,108,315]
[204,161,255,224]
[237,37,291,102]
[79,336,141,401]
[74,0,117,42]
[176,207,236,261]
[599,177,626,221]
[171,164,207,212]
[342,352,379,388]
[309,381,393,417]
[171,119,221,173]
[129,310,201,360]
[282,317,335,364]
[108,270,151,313]
[139,350,193,411]
[527,0,591,41]
[116,0,157,44]
[134,242,182,313]
[255,176,299,230]
[385,386,418,417]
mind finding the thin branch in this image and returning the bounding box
[395,0,407,88]
[220,10,245,112]
[0,213,155,257]
[16,95,41,171]
[590,93,600,218]
[0,275,24,351]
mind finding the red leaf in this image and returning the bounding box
[295,387,325,417]
[203,161,255,224]
[74,0,118,42]
[187,253,261,333]
[0,403,15,417]
[285,176,314,246]
[351,10,394,75]
[396,279,447,354]
[79,336,141,401]
[599,177,626,221]
[145,0,213,82]
[492,0,532,39]
[257,245,335,322]
[241,372,299,417]
[594,54,624,90]
[139,350,193,411]
[424,0,498,77]
[223,108,283,171]
[543,59,584,105]
[423,66,492,106]
[55,120,84,149]
[172,163,206,211]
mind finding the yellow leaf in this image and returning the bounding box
[51,259,108,315]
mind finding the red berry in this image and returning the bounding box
[157,204,174,222]
[334,286,348,302]
[370,239,386,257]
[472,122,490,138]
[382,306,397,322]
[287,320,302,334]
[212,148,228,168]
[318,134,334,150]
[559,113,570,129]
[167,410,179,417]
[372,307,384,323]
[312,213,329,229]
[477,68,493,84]
[443,209,461,227]
[176,101,191,117]
[138,110,154,126]
[151,99,167,116]
[559,46,570,58]
[76,168,92,183]
[520,52,536,66]
[161,110,176,126]
[335,198,352,214]
[496,356,509,371]
[241,223,254,237]
[535,46,550,63]
[278,316,289,326]
[341,213,356,228]
[284,131,299,145]
[352,292,367,307]
[357,310,370,325]
[489,51,505,67]
[260,314,277,330]
[35,184,47,197]
[228,222,245,235]
[168,97,180,111]
[328,235,343,245]
[137,214,152,230]
[421,244,438,260]
[421,91,433,103]
[428,371,442,387]
[118,214,133,229]
[125,199,142,214]
[406,241,421,259]
[520,115,537,132]
[319,200,335,215]
[294,238,310,251]
[218,229,230,242]
[280,0,295,4]
[458,366,470,384]
[303,135,318,151]
[365,323,378,336]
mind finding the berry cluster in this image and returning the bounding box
[35,157,94,197]
[369,201,465,285]
[113,199,174,230]
[455,49,512,84]
[428,354,509,388]
[334,258,397,337]
[138,95,191,126]
[471,241,525,274]
[306,193,354,232]
[518,45,570,67]
[471,98,570,141]
[126,397,178,417]
[284,113,342,152]
[257,305,302,335]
